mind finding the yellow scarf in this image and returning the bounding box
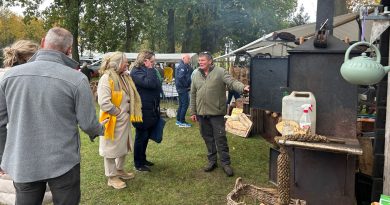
[99,71,142,140]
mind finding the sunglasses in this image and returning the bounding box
[199,51,213,59]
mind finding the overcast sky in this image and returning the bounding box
[297,0,317,22]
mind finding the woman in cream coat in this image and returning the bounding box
[97,52,142,189]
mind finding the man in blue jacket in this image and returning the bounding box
[175,54,192,128]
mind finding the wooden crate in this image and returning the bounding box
[250,108,264,135]
[226,113,253,138]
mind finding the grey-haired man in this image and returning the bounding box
[0,27,106,205]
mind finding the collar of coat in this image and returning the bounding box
[29,49,79,70]
[199,65,214,78]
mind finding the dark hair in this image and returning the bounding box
[198,51,213,62]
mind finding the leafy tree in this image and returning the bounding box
[0,7,44,46]
[167,8,175,53]
[347,0,376,11]
[3,0,299,58]
[0,7,45,67]
[0,8,21,47]
[218,0,253,51]
[148,0,182,53]
[4,0,82,61]
[82,0,124,53]
[5,0,148,58]
[290,4,310,27]
[82,0,147,53]
[185,0,297,52]
[145,5,168,52]
[181,7,194,53]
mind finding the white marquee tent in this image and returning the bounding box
[124,53,197,63]
[215,12,372,59]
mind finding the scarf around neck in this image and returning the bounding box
[100,69,143,140]
[108,69,142,122]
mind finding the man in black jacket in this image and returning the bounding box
[175,54,192,128]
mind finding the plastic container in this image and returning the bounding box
[299,104,312,132]
[282,91,316,134]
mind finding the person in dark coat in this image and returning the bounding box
[130,50,161,172]
[80,62,94,82]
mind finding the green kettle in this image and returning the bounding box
[340,41,390,85]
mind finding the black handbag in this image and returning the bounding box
[150,118,166,143]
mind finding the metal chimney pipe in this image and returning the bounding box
[316,0,335,35]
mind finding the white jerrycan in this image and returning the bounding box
[282,91,316,134]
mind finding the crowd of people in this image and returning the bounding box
[0,26,249,204]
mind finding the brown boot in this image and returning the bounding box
[222,165,234,177]
[107,176,126,189]
[203,162,217,172]
[117,170,135,180]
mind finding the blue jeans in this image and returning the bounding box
[176,91,189,123]
[134,128,151,168]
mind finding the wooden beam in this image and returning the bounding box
[384,35,390,195]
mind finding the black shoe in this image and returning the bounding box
[144,160,154,166]
[222,165,234,177]
[135,166,151,172]
[203,163,217,172]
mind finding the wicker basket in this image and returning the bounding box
[227,178,306,205]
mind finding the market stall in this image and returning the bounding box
[162,83,178,98]
[219,1,390,204]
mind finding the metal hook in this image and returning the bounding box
[319,19,329,30]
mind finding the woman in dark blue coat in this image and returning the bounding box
[130,50,161,172]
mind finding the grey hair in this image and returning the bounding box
[44,27,73,53]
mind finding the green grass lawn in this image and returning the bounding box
[79,103,273,204]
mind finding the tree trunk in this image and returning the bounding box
[200,3,210,52]
[125,11,132,52]
[210,0,218,53]
[150,33,156,51]
[167,8,175,53]
[181,8,193,53]
[200,28,210,52]
[200,1,218,53]
[80,43,84,57]
[65,0,81,62]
